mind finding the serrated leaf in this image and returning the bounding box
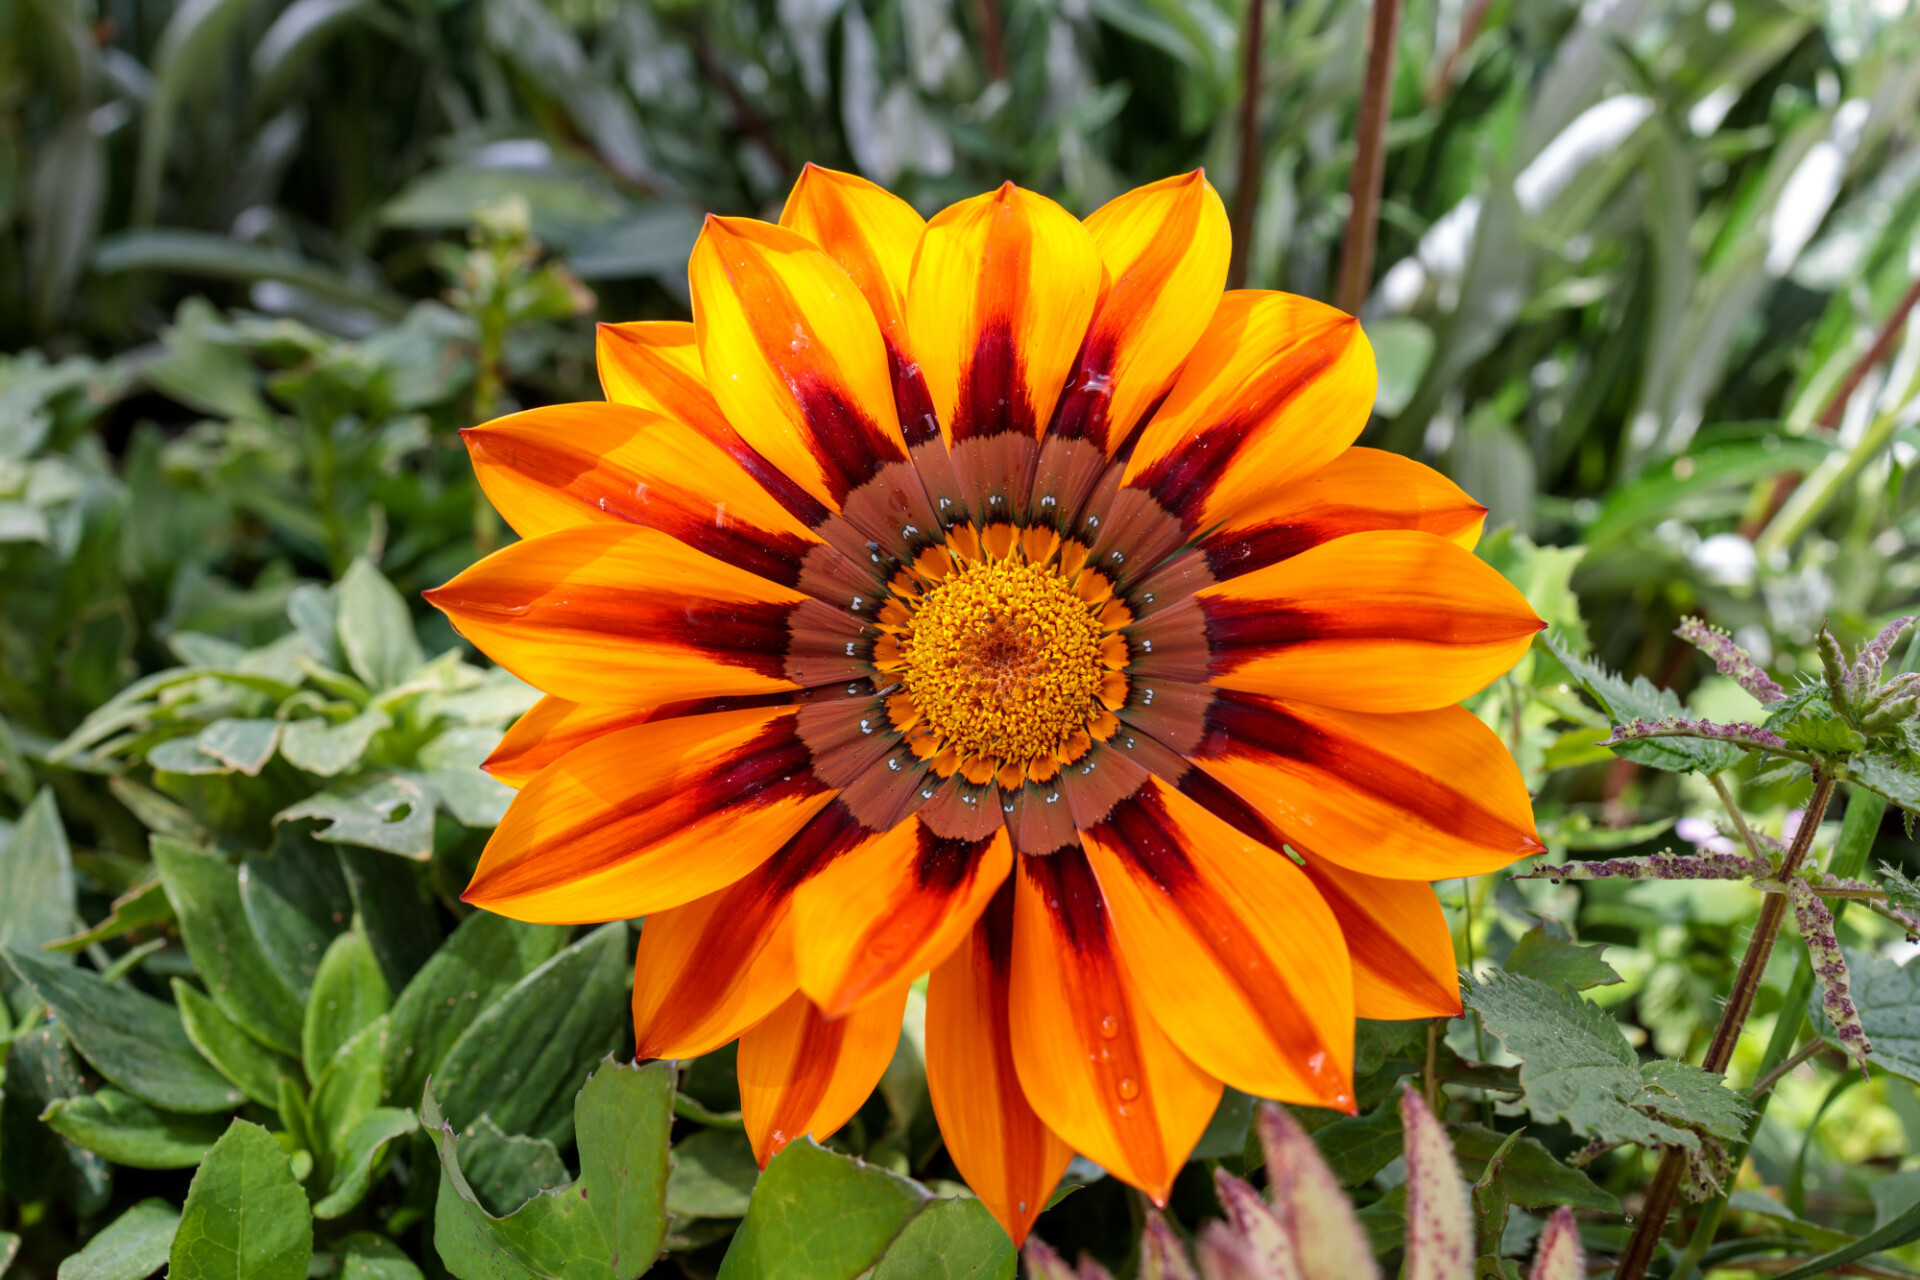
[1449,1126,1620,1212]
[1547,637,1743,773]
[54,1198,179,1280]
[169,1120,312,1280]
[1504,925,1622,991]
[1846,753,1920,815]
[1822,947,1920,1084]
[458,1118,570,1217]
[4,946,243,1113]
[153,839,304,1057]
[1464,971,1747,1155]
[1309,1096,1405,1187]
[337,559,424,691]
[43,1087,228,1168]
[303,932,391,1082]
[278,773,434,859]
[1780,712,1867,756]
[382,910,570,1111]
[172,979,295,1108]
[717,1138,930,1280]
[869,1197,1014,1280]
[434,921,629,1147]
[1,788,75,958]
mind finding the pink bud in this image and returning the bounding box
[1400,1089,1471,1280]
[1254,1103,1379,1280]
[1197,1221,1270,1280]
[1024,1239,1080,1280]
[1212,1168,1300,1280]
[1528,1207,1585,1280]
[1141,1213,1201,1280]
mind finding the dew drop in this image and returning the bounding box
[1040,495,1057,508]
[1110,551,1124,563]
[1140,639,1153,653]
[1098,1015,1120,1039]
[850,596,864,610]
[903,525,919,538]
[1142,592,1155,603]
[859,720,873,734]
[1142,688,1156,705]
[847,682,862,695]
[888,758,903,771]
[1117,1076,1140,1101]
[1086,515,1100,528]
[920,787,935,799]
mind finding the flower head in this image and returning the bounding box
[427,166,1545,1242]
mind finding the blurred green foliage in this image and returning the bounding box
[5,0,1920,1274]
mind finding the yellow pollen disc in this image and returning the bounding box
[900,560,1106,770]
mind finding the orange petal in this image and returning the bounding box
[596,320,834,528]
[1188,690,1543,880]
[461,402,821,578]
[1174,529,1543,711]
[483,693,795,788]
[1050,172,1231,454]
[906,183,1101,445]
[1299,859,1460,1020]
[425,524,805,708]
[1121,292,1374,530]
[688,216,908,507]
[791,821,1012,1016]
[464,706,834,923]
[780,164,940,447]
[1197,447,1487,580]
[926,883,1073,1246]
[1081,780,1354,1108]
[739,985,908,1165]
[1009,846,1221,1203]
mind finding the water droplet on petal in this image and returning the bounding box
[1098,1015,1120,1039]
[1117,1076,1140,1101]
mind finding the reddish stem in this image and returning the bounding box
[1227,0,1267,290]
[1426,0,1491,105]
[1334,0,1403,315]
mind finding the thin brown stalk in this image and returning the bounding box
[1333,0,1403,315]
[974,0,1008,82]
[1747,1037,1825,1101]
[1226,0,1267,290]
[1744,276,1920,537]
[1615,770,1838,1280]
[1426,0,1491,105]
[692,35,790,179]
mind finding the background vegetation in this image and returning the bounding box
[5,0,1920,1275]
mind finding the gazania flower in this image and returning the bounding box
[427,165,1545,1243]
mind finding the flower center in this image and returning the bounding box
[902,561,1105,769]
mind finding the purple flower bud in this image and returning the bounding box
[1789,877,1871,1074]
[1400,1089,1470,1280]
[1023,1239,1082,1280]
[1195,1222,1269,1280]
[1528,1207,1584,1280]
[1141,1212,1201,1280]
[1255,1103,1378,1280]
[1519,850,1768,883]
[1212,1169,1298,1280]
[1675,617,1785,704]
[1603,717,1787,752]
[1854,616,1916,687]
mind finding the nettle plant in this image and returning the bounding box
[1541,617,1920,1277]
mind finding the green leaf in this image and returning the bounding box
[457,1118,571,1216]
[309,1017,410,1215]
[195,718,280,776]
[716,1139,930,1280]
[1449,1125,1623,1212]
[1546,636,1744,773]
[169,1120,313,1280]
[48,877,173,953]
[303,932,392,1082]
[313,1107,418,1219]
[4,946,243,1113]
[279,709,389,778]
[1464,971,1748,1156]
[43,1088,229,1168]
[869,1197,1015,1280]
[666,1128,759,1220]
[241,831,352,998]
[382,910,570,1111]
[338,1234,426,1280]
[426,1058,673,1280]
[1822,947,1920,1083]
[278,774,435,859]
[337,559,424,691]
[93,232,408,320]
[172,979,295,1108]
[336,846,442,992]
[153,839,304,1056]
[1845,752,1920,816]
[1769,1193,1920,1280]
[1,788,75,958]
[1192,1087,1255,1160]
[54,1198,179,1280]
[1308,1096,1404,1187]
[1503,924,1623,991]
[2,1025,111,1214]
[434,921,629,1147]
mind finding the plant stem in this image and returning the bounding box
[1425,0,1491,104]
[1333,0,1401,315]
[1710,773,1765,863]
[1747,1037,1825,1101]
[1227,0,1266,290]
[1615,769,1838,1280]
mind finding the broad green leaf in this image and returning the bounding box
[1464,972,1748,1156]
[418,727,516,828]
[278,773,434,859]
[1192,1087,1255,1160]
[169,1120,312,1280]
[1,788,75,958]
[1546,637,1744,773]
[47,877,173,953]
[337,846,442,991]
[1449,1125,1621,1212]
[666,1129,759,1219]
[338,1234,426,1280]
[195,718,279,775]
[280,709,390,777]
[172,979,294,1108]
[1,1025,111,1213]
[337,559,424,690]
[425,1058,673,1280]
[310,1017,397,1208]
[435,921,629,1147]
[55,1198,179,1280]
[458,1118,570,1216]
[241,830,351,998]
[93,233,408,319]
[153,839,304,1056]
[382,910,570,1110]
[1309,1096,1404,1187]
[4,946,243,1113]
[1845,752,1920,817]
[314,1107,418,1219]
[869,1197,1014,1280]
[1503,924,1623,991]
[717,1139,930,1280]
[303,932,391,1082]
[43,1088,228,1168]
[1822,947,1920,1084]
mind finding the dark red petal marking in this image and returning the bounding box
[1128,323,1359,527]
[1021,844,1109,954]
[915,825,997,893]
[1198,594,1537,674]
[1197,691,1529,854]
